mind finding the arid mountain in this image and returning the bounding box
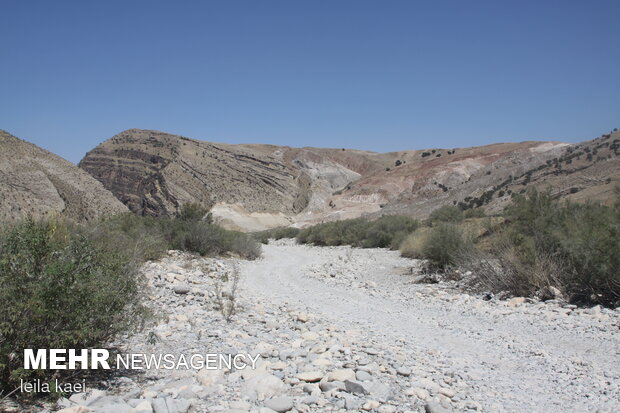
[323,130,619,221]
[79,129,401,225]
[0,130,128,222]
[78,128,620,230]
[477,129,620,212]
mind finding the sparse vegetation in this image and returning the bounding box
[429,205,464,223]
[214,263,240,322]
[177,202,213,222]
[99,211,261,260]
[453,190,620,306]
[395,187,620,306]
[297,215,419,249]
[253,227,301,244]
[400,223,469,269]
[399,227,431,259]
[463,207,486,218]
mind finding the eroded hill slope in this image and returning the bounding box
[0,130,127,222]
[79,128,619,229]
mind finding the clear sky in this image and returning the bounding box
[1,1,618,163]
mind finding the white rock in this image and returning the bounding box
[129,400,153,413]
[327,368,356,382]
[356,370,372,381]
[296,312,309,323]
[241,374,286,401]
[264,396,294,412]
[507,297,526,307]
[362,400,381,411]
[397,366,412,376]
[297,371,323,382]
[197,368,225,386]
[301,331,320,341]
[56,407,92,413]
[69,389,106,406]
[172,284,191,294]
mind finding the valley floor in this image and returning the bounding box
[22,242,620,413]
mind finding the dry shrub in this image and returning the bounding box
[399,227,431,259]
[456,238,564,297]
[214,263,240,322]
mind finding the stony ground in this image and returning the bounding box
[20,241,620,413]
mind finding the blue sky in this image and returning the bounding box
[1,1,618,163]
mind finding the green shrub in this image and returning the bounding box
[463,207,486,218]
[98,213,261,260]
[422,223,468,269]
[175,221,261,260]
[177,202,213,222]
[361,215,419,248]
[253,227,300,244]
[0,218,148,394]
[502,189,620,305]
[296,216,419,249]
[429,205,464,223]
[95,213,168,261]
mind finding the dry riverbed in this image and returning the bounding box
[13,240,620,413]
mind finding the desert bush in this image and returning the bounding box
[296,215,418,249]
[509,190,619,304]
[361,216,419,248]
[230,232,262,260]
[422,223,469,269]
[429,205,464,223]
[462,189,620,305]
[95,213,168,261]
[99,213,261,260]
[0,218,148,394]
[399,227,432,259]
[253,227,300,244]
[213,263,240,322]
[173,221,261,260]
[463,207,486,218]
[456,238,564,297]
[177,202,213,223]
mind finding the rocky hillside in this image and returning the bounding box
[324,141,568,222]
[79,128,619,230]
[0,130,127,222]
[473,129,620,214]
[79,129,392,222]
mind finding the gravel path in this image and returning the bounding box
[241,242,620,412]
[25,242,619,413]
